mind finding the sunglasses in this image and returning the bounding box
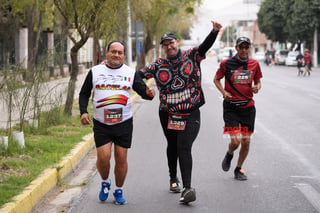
[238,45,250,50]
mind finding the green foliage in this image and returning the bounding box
[54,0,110,36]
[6,0,54,29]
[220,26,237,46]
[130,0,199,68]
[131,0,199,44]
[41,107,68,127]
[0,104,93,207]
[258,0,320,46]
[257,0,289,42]
[94,0,128,43]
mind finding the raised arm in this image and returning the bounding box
[198,21,222,57]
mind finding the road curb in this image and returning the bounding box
[0,136,95,213]
[0,80,152,213]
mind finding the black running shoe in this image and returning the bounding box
[222,152,233,171]
[234,167,247,181]
[169,178,181,193]
[179,188,196,204]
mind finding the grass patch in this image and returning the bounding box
[0,102,93,208]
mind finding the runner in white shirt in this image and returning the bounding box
[79,41,154,205]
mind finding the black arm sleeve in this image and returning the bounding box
[137,70,146,79]
[198,30,219,57]
[132,72,154,100]
[79,70,93,115]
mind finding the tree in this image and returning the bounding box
[53,0,108,116]
[220,25,237,47]
[91,1,128,63]
[286,0,320,49]
[258,0,320,50]
[257,0,289,44]
[0,2,19,68]
[7,0,52,79]
[131,0,200,69]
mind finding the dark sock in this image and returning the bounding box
[226,152,233,159]
[235,166,241,172]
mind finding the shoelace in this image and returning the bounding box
[103,187,109,193]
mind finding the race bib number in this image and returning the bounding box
[104,108,123,123]
[234,70,252,84]
[167,116,186,130]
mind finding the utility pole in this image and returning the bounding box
[227,26,229,47]
[313,25,318,67]
[127,0,132,67]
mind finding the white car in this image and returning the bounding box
[285,51,299,66]
[217,47,236,62]
[252,52,265,62]
[275,49,289,65]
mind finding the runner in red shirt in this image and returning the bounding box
[303,49,312,77]
[213,36,262,180]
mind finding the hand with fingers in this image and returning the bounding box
[80,113,92,125]
[212,21,222,31]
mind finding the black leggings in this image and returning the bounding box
[159,109,200,188]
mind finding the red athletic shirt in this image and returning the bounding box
[304,53,311,65]
[215,56,263,108]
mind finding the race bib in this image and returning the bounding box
[234,70,252,84]
[167,113,189,130]
[104,108,123,123]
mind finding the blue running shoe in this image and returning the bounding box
[113,189,127,205]
[99,180,111,201]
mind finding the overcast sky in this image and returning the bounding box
[190,0,260,44]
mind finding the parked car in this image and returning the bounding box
[217,47,236,62]
[275,49,289,65]
[252,51,265,62]
[285,51,299,66]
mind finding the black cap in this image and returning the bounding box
[236,37,251,46]
[160,32,177,44]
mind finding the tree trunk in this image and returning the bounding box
[59,19,67,77]
[25,3,44,81]
[64,48,79,116]
[93,34,102,65]
[55,0,106,116]
[26,6,35,80]
[137,32,154,70]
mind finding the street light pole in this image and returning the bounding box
[227,26,229,47]
[127,0,132,67]
[313,25,318,67]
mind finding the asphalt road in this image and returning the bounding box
[47,56,320,213]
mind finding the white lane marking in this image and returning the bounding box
[291,176,316,179]
[258,122,320,211]
[295,183,320,212]
[256,122,320,181]
[309,94,320,100]
[296,144,313,147]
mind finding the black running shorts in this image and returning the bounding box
[93,118,133,148]
[223,101,256,133]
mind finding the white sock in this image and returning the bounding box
[115,186,123,191]
[102,179,111,184]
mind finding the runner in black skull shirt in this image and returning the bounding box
[138,20,222,204]
[213,37,262,181]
